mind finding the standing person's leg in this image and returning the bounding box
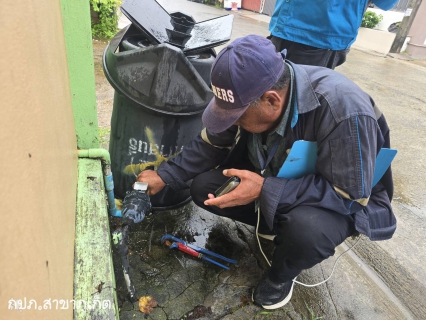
[326,48,350,69]
[253,206,356,309]
[269,36,349,69]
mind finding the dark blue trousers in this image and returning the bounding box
[190,167,356,283]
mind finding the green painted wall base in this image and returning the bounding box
[61,0,100,149]
[74,158,118,319]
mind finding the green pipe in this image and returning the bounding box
[78,148,111,164]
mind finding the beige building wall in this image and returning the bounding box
[406,0,426,58]
[0,0,77,319]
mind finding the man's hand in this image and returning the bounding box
[204,169,264,208]
[136,170,166,196]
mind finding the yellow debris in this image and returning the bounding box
[138,296,158,314]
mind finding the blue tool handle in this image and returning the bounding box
[194,247,237,264]
[161,234,183,244]
[201,256,230,270]
[169,242,229,269]
[161,234,237,264]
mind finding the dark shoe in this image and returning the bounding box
[252,274,295,309]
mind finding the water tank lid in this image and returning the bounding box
[120,0,233,54]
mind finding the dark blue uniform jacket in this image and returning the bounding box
[157,62,396,241]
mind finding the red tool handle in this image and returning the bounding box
[176,242,200,258]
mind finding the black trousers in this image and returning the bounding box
[269,36,350,70]
[190,167,356,283]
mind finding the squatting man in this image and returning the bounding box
[137,34,396,309]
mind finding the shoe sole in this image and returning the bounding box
[252,280,295,310]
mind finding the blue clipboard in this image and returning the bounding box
[372,148,397,187]
[277,140,397,187]
[277,141,317,179]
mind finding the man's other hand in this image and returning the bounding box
[204,169,264,208]
[136,170,166,196]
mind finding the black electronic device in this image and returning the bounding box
[214,176,240,197]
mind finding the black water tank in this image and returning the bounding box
[103,25,215,210]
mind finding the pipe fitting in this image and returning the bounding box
[78,148,111,164]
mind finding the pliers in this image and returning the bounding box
[161,234,237,270]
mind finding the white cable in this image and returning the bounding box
[293,236,361,287]
[256,207,272,267]
[255,208,362,287]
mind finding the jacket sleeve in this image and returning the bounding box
[157,127,238,190]
[260,115,378,230]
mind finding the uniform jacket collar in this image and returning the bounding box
[288,61,321,115]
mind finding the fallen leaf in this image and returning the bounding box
[138,296,158,314]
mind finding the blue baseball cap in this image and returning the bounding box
[202,34,285,133]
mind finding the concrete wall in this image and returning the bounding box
[406,0,426,58]
[352,27,396,55]
[0,0,77,318]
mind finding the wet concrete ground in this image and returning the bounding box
[110,204,284,320]
[94,1,426,319]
